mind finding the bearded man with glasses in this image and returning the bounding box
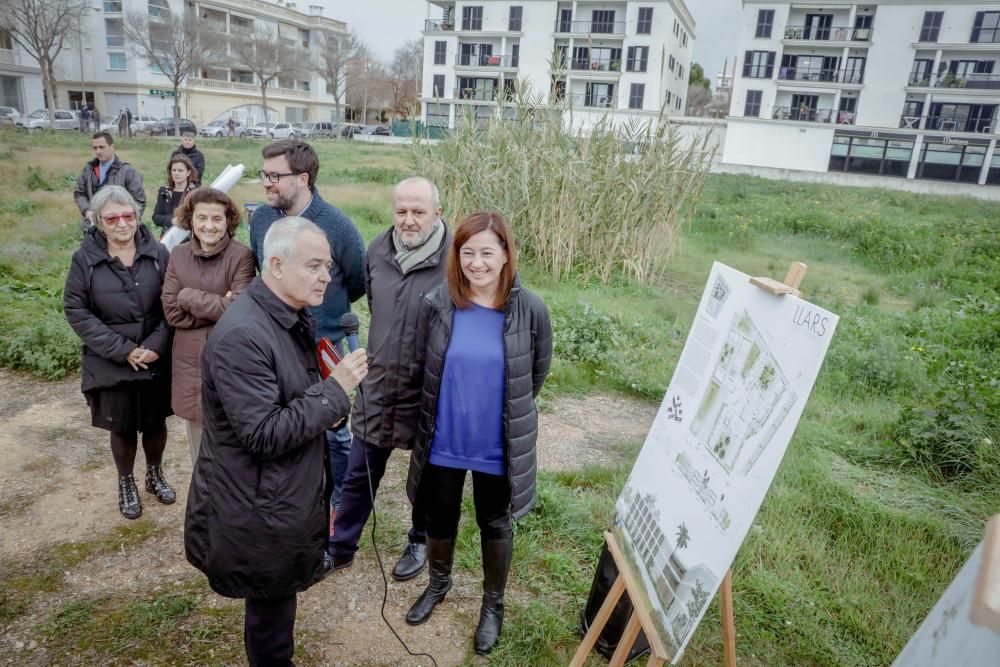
[249,139,366,545]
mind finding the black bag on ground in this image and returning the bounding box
[578,540,651,661]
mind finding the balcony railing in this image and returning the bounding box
[188,77,310,98]
[898,114,995,133]
[570,57,622,72]
[908,73,1000,89]
[425,19,455,31]
[783,25,872,42]
[778,66,864,84]
[554,20,626,35]
[0,48,21,66]
[455,54,517,68]
[453,87,498,101]
[772,106,835,123]
[569,93,614,108]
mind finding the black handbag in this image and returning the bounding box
[578,540,651,661]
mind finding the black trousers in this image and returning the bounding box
[244,594,297,667]
[418,462,512,541]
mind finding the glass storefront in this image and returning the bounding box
[917,142,986,183]
[828,135,913,177]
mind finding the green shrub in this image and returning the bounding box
[25,166,56,192]
[0,312,79,379]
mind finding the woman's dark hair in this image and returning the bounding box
[447,210,516,309]
[165,154,197,188]
[175,187,241,237]
[261,140,319,189]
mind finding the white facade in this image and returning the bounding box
[47,0,347,126]
[419,0,695,132]
[723,0,1000,187]
[0,31,44,114]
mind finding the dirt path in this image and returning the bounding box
[0,369,656,665]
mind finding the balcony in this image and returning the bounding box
[453,87,498,101]
[908,73,1000,90]
[569,93,614,109]
[455,54,518,69]
[778,66,864,84]
[188,77,310,99]
[898,114,995,133]
[554,20,626,36]
[771,106,835,123]
[0,48,21,66]
[783,26,872,42]
[570,57,622,73]
[424,19,454,32]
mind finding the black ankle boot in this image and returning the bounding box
[145,465,176,504]
[474,534,513,654]
[118,474,142,519]
[405,537,455,625]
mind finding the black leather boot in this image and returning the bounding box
[474,534,513,654]
[392,541,427,581]
[145,465,176,504]
[405,537,455,625]
[118,474,142,519]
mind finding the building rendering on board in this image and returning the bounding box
[724,1,1000,186]
[419,0,695,131]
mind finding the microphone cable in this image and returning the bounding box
[351,349,439,667]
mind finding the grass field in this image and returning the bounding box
[0,129,997,666]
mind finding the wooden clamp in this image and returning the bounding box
[750,261,808,298]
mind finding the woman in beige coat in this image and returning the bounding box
[161,188,256,462]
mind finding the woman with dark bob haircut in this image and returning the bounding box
[161,188,256,463]
[404,210,553,654]
[151,154,198,237]
[63,184,175,520]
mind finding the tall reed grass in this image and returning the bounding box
[412,88,715,284]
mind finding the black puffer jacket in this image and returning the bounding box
[406,280,552,520]
[185,278,351,599]
[63,224,171,393]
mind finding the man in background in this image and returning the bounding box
[171,132,206,184]
[73,132,145,230]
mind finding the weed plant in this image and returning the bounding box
[412,89,715,284]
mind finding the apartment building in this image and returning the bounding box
[724,1,1000,186]
[0,30,44,115]
[47,0,347,127]
[419,0,695,132]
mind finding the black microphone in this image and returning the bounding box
[340,313,360,352]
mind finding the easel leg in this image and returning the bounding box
[720,569,737,667]
[569,575,627,667]
[608,611,642,667]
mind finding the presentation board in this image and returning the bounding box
[610,262,838,660]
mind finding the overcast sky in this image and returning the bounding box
[322,0,741,89]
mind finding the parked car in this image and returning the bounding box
[309,121,337,138]
[340,123,362,138]
[247,122,276,138]
[200,119,247,138]
[130,115,159,133]
[0,107,21,128]
[270,122,295,139]
[371,125,391,136]
[291,122,309,137]
[146,117,197,136]
[16,109,78,132]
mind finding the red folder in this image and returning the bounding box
[316,337,342,378]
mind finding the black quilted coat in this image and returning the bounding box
[406,280,552,520]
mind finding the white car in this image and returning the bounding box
[269,122,295,139]
[200,119,247,138]
[247,122,275,138]
[16,109,78,131]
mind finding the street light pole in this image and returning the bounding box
[77,8,87,109]
[362,56,369,125]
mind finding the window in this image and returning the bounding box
[972,12,1000,43]
[666,90,672,105]
[743,50,775,78]
[682,32,688,47]
[511,43,519,67]
[669,55,675,71]
[232,69,253,84]
[148,0,169,19]
[591,10,616,34]
[103,0,122,11]
[432,74,445,97]
[637,7,653,34]
[678,65,684,80]
[509,6,522,31]
[676,96,682,110]
[300,80,310,92]
[626,46,648,72]
[673,19,678,36]
[434,41,446,65]
[108,52,126,70]
[105,18,123,47]
[585,82,614,107]
[150,62,163,74]
[756,9,774,38]
[920,11,943,42]
[462,6,483,31]
[744,90,762,117]
[628,83,645,109]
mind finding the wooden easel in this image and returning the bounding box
[570,262,809,667]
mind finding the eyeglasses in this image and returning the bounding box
[100,212,137,225]
[258,170,298,184]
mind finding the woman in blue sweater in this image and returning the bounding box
[405,211,552,654]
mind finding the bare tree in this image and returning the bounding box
[230,27,302,128]
[388,38,422,119]
[685,84,714,117]
[315,29,360,128]
[0,0,84,128]
[122,9,218,135]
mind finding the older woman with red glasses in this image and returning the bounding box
[64,185,175,521]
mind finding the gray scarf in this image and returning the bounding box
[392,220,445,275]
